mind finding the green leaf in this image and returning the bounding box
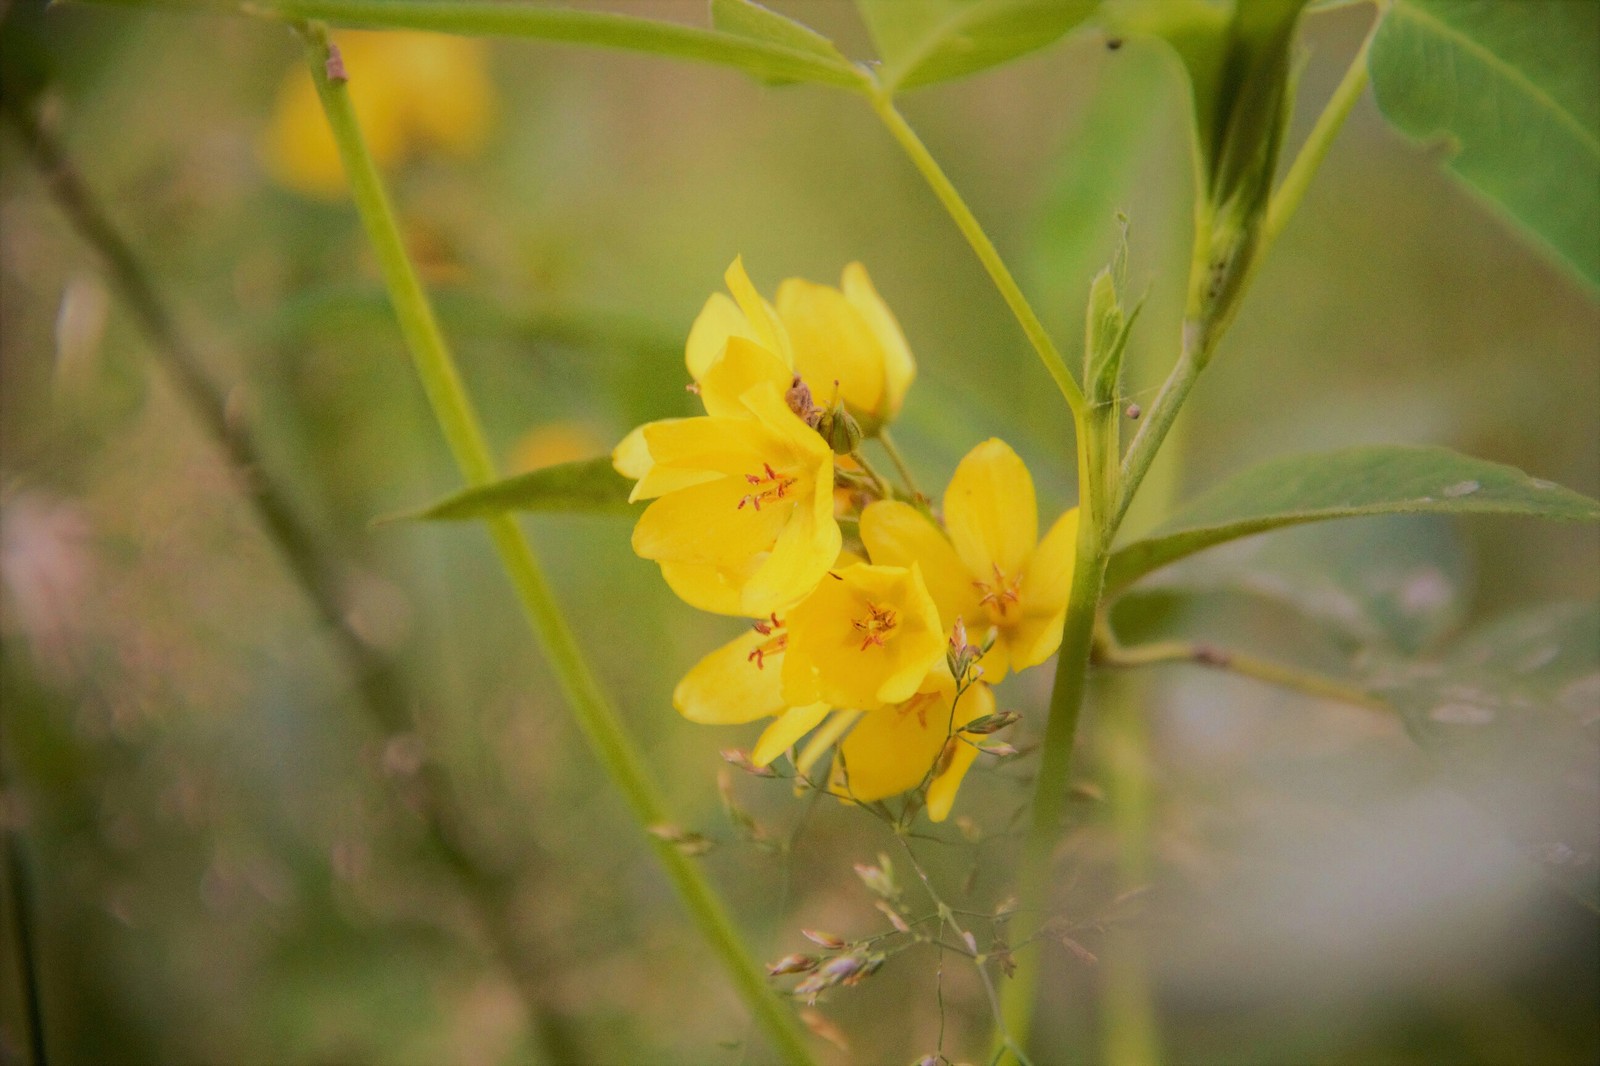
[87,0,869,91]
[1106,445,1600,594]
[856,0,1098,92]
[383,457,636,523]
[710,0,853,80]
[1368,603,1600,909]
[1368,0,1600,289]
[1128,514,1469,655]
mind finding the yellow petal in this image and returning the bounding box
[777,277,886,418]
[698,336,793,420]
[1006,608,1067,674]
[633,477,789,567]
[753,703,831,766]
[859,500,984,634]
[674,629,787,724]
[925,684,992,822]
[686,292,758,382]
[612,424,657,480]
[1005,506,1081,672]
[841,263,915,419]
[944,439,1038,584]
[659,559,751,616]
[1020,507,1079,613]
[724,257,791,365]
[796,710,863,779]
[836,687,955,803]
[629,414,769,500]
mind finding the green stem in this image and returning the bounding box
[1263,9,1377,254]
[1097,637,1389,712]
[848,447,897,503]
[997,509,1110,1061]
[875,428,924,501]
[868,92,1087,421]
[1098,672,1160,1066]
[298,25,814,1065]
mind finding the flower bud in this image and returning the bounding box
[960,710,1020,736]
[853,861,897,900]
[721,748,777,777]
[802,928,847,950]
[815,402,863,456]
[767,953,820,976]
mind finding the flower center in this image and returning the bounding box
[851,601,897,651]
[736,461,798,512]
[746,612,787,669]
[972,563,1022,618]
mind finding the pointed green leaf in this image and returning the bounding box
[86,0,868,90]
[384,457,635,523]
[710,0,852,74]
[1106,445,1600,594]
[856,0,1098,92]
[1126,514,1469,655]
[1369,603,1600,909]
[1368,0,1600,289]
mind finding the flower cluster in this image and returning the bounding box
[615,259,1078,821]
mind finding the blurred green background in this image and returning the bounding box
[1,2,1596,1063]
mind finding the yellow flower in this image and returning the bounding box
[671,554,981,821]
[625,362,840,617]
[687,259,915,430]
[861,439,1078,680]
[833,670,993,822]
[781,563,946,710]
[261,31,495,199]
[675,625,990,823]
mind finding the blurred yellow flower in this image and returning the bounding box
[861,439,1078,680]
[261,31,495,199]
[507,421,607,473]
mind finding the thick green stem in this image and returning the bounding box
[1098,672,1160,1066]
[998,508,1109,1060]
[868,93,1087,421]
[298,25,814,1065]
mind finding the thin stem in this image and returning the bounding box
[4,831,48,1066]
[867,92,1086,422]
[1114,343,1201,530]
[1263,8,1378,256]
[875,428,924,501]
[997,517,1108,1060]
[297,25,813,1065]
[848,447,897,503]
[1098,672,1160,1066]
[892,834,1033,1066]
[1097,637,1390,713]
